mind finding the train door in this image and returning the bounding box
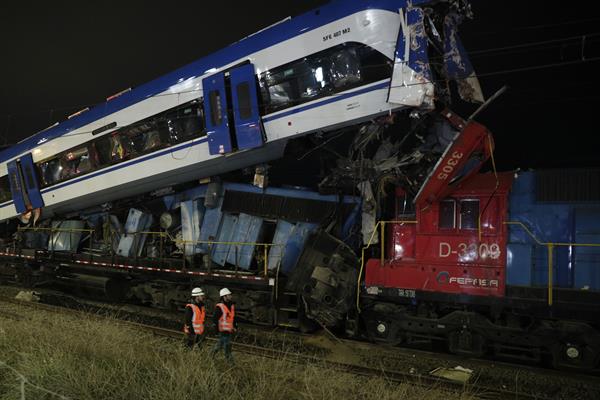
[203,63,264,155]
[229,64,264,151]
[7,153,44,214]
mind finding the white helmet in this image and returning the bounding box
[219,288,232,297]
[191,287,204,297]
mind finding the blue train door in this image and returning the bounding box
[230,64,264,151]
[203,72,233,155]
[203,63,264,156]
[7,153,44,214]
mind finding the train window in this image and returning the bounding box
[329,48,361,88]
[236,82,252,119]
[260,42,392,114]
[209,91,222,126]
[34,99,206,188]
[38,158,62,186]
[356,45,393,83]
[121,121,165,157]
[459,199,479,230]
[165,101,205,144]
[0,175,11,203]
[61,146,92,180]
[95,133,126,166]
[23,164,35,189]
[439,200,456,229]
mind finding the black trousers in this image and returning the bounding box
[185,333,205,349]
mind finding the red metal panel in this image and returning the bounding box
[366,258,505,297]
[365,172,514,299]
[414,110,494,206]
[388,223,416,260]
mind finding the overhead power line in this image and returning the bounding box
[474,17,600,36]
[469,32,600,57]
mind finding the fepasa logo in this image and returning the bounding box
[436,271,499,288]
[436,271,450,284]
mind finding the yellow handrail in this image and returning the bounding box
[125,230,280,277]
[18,226,279,277]
[17,226,94,234]
[505,221,600,305]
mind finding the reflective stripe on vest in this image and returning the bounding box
[216,303,235,333]
[184,303,205,335]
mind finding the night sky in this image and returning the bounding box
[1,1,599,172]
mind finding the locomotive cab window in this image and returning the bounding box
[459,199,479,230]
[439,199,456,229]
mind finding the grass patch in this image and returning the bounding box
[0,310,473,400]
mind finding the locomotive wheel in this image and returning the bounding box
[551,341,600,371]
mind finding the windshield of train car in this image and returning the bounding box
[260,42,392,114]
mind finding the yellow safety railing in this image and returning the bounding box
[504,221,600,306]
[125,230,280,277]
[16,226,280,277]
[356,219,417,312]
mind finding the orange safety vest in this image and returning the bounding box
[184,304,205,335]
[216,303,235,333]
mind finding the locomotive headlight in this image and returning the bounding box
[376,322,387,334]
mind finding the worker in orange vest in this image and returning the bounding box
[211,287,236,362]
[183,287,206,349]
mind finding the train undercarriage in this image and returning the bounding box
[360,287,600,370]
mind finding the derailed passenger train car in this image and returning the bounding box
[0,0,480,223]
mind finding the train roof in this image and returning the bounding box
[0,0,411,165]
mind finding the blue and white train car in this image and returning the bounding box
[0,0,480,223]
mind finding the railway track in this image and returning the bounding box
[3,293,598,400]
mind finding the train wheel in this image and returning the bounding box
[551,341,600,371]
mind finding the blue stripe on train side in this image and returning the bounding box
[39,138,209,194]
[0,0,409,164]
[262,81,389,123]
